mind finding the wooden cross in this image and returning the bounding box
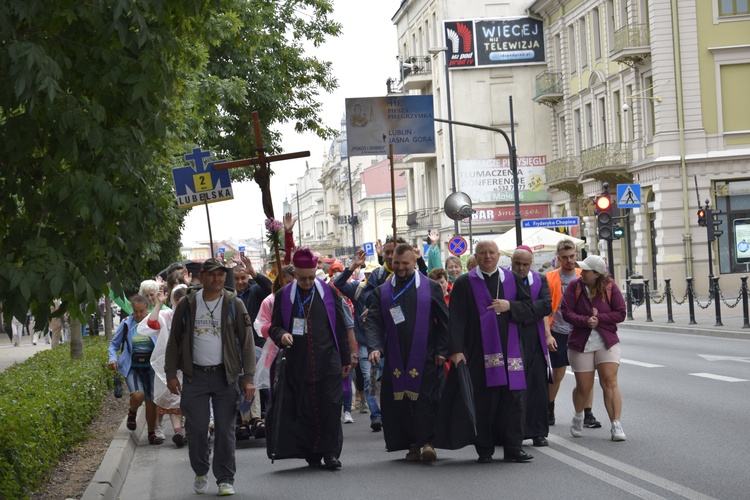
[214,111,310,277]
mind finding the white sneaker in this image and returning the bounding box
[218,483,235,496]
[343,411,354,424]
[194,475,209,494]
[611,421,626,441]
[154,426,166,440]
[570,415,583,437]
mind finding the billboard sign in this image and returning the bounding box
[345,95,435,156]
[445,20,476,68]
[457,156,548,203]
[445,17,545,70]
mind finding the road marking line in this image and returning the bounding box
[538,446,667,500]
[689,372,748,382]
[620,359,665,368]
[698,354,750,363]
[546,435,717,500]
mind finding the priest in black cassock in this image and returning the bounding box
[511,246,553,447]
[267,248,352,470]
[365,243,449,462]
[435,240,535,463]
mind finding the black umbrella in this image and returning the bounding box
[270,347,289,464]
[456,360,477,438]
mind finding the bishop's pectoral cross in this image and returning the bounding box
[214,111,309,277]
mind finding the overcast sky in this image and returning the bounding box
[180,2,401,245]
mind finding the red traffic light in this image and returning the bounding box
[697,209,707,227]
[595,195,612,211]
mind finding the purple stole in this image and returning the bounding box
[280,278,340,354]
[528,271,553,384]
[380,272,431,401]
[468,267,526,390]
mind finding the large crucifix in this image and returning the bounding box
[214,111,309,277]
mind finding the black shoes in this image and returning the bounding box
[477,455,493,464]
[370,417,382,432]
[532,436,549,447]
[503,449,534,462]
[548,401,555,426]
[584,412,602,428]
[323,455,342,470]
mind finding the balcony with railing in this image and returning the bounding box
[533,71,564,107]
[401,56,433,92]
[406,207,443,231]
[612,24,650,65]
[545,156,582,194]
[580,142,634,184]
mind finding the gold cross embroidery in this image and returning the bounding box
[393,368,402,378]
[409,368,419,378]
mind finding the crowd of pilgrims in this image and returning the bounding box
[108,214,627,496]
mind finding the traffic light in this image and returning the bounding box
[707,209,724,242]
[595,192,614,240]
[697,209,707,227]
[612,226,624,240]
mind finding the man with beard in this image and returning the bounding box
[365,243,449,462]
[165,259,256,496]
[435,240,534,464]
[267,248,352,469]
[511,246,553,447]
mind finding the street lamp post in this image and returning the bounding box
[289,183,302,247]
[346,156,356,249]
[434,96,523,246]
[428,46,459,237]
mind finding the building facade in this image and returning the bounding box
[529,0,750,293]
[391,0,555,262]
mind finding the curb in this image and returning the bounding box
[81,406,146,500]
[622,321,750,339]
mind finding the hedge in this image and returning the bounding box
[0,337,112,499]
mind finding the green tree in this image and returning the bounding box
[0,0,340,346]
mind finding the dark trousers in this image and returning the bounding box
[181,369,239,485]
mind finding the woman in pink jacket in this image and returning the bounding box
[561,255,627,442]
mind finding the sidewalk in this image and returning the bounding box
[620,292,750,339]
[0,332,51,373]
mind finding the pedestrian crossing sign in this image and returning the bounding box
[617,184,641,208]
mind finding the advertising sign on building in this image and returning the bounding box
[445,20,476,68]
[345,95,435,156]
[469,204,550,223]
[734,218,750,263]
[444,17,545,70]
[457,156,548,203]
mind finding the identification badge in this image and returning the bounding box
[389,306,406,324]
[292,318,306,336]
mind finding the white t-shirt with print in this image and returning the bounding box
[193,290,224,366]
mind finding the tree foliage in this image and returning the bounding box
[0,0,340,329]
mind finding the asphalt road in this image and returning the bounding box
[118,327,750,500]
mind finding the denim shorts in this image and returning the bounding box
[126,366,155,401]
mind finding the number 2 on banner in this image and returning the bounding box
[193,173,213,192]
